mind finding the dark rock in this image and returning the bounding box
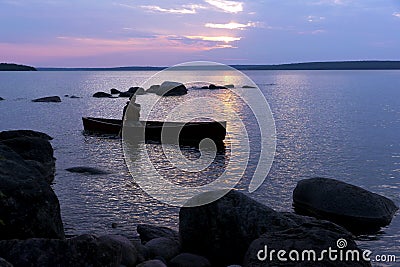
[0,258,12,267]
[0,144,64,240]
[0,130,52,141]
[155,81,187,96]
[0,97,4,101]
[93,92,112,98]
[224,84,235,88]
[136,87,146,95]
[179,190,297,266]
[133,239,149,263]
[128,87,145,93]
[137,224,179,243]
[0,234,127,266]
[209,84,227,90]
[145,237,180,262]
[32,96,61,102]
[98,235,138,267]
[147,85,161,94]
[65,166,111,175]
[201,86,209,89]
[1,137,55,183]
[111,222,118,228]
[170,253,211,267]
[293,177,399,233]
[111,88,121,94]
[119,91,135,98]
[137,259,167,267]
[69,95,80,99]
[244,216,371,266]
[242,85,256,88]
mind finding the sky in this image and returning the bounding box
[1,0,400,67]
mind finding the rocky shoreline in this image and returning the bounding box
[0,130,398,266]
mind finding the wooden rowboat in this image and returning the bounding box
[82,117,226,143]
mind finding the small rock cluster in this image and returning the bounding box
[93,81,188,98]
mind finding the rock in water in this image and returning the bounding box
[179,190,297,266]
[119,91,135,98]
[0,144,64,239]
[32,96,61,102]
[0,97,4,101]
[110,88,121,94]
[158,81,187,96]
[93,92,112,98]
[0,234,132,266]
[244,216,371,267]
[137,224,179,243]
[66,166,111,175]
[293,177,399,234]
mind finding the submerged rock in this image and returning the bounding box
[65,166,111,175]
[242,85,256,88]
[0,234,133,266]
[0,97,4,101]
[93,92,112,98]
[224,84,235,88]
[293,177,399,233]
[137,224,179,243]
[32,96,61,102]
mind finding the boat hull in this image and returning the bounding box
[82,117,227,143]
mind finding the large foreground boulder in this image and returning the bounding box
[293,178,399,233]
[32,96,61,103]
[244,215,371,266]
[0,130,52,141]
[179,190,299,266]
[0,234,137,267]
[1,136,55,183]
[0,144,64,239]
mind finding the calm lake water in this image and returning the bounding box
[0,70,399,261]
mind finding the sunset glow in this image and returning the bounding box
[0,0,399,66]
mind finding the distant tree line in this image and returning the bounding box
[0,63,37,71]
